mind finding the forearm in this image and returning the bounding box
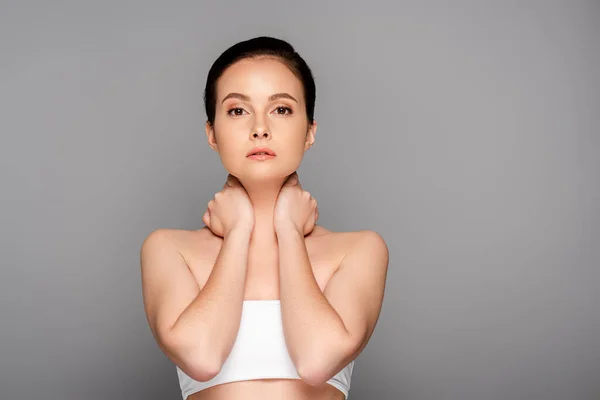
[276,226,351,379]
[169,227,251,374]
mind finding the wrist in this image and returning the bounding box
[225,223,254,238]
[275,220,302,236]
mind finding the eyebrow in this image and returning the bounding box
[221,92,298,104]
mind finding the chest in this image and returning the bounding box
[188,235,344,300]
[243,246,337,300]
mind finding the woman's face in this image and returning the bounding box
[206,57,316,182]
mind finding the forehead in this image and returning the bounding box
[216,57,304,104]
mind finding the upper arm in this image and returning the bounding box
[323,230,389,360]
[140,229,200,349]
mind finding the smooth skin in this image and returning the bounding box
[140,56,389,400]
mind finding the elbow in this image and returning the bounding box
[184,358,222,382]
[296,358,330,387]
[177,348,223,382]
[297,364,328,387]
[297,337,357,387]
[161,329,223,382]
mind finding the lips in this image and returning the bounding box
[247,147,276,157]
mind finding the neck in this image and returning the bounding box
[241,177,287,247]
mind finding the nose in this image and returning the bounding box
[252,130,270,139]
[250,114,270,140]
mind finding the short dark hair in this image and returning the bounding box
[204,36,316,126]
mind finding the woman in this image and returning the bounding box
[141,36,389,400]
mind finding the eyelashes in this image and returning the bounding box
[225,106,293,117]
[226,107,245,117]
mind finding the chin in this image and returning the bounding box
[231,165,297,183]
[239,171,288,183]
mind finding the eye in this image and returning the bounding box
[274,106,293,115]
[226,107,246,117]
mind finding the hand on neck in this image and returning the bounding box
[240,177,287,244]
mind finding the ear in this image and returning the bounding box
[304,120,317,151]
[205,121,218,152]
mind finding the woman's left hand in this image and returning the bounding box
[274,172,319,235]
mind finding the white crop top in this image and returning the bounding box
[176,299,355,399]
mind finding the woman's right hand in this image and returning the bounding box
[202,174,254,237]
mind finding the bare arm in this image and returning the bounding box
[277,229,388,386]
[140,227,251,381]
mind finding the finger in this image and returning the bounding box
[202,210,210,226]
[283,172,299,187]
[294,178,303,191]
[294,172,303,190]
[227,174,241,187]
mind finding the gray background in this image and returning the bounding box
[1,1,598,399]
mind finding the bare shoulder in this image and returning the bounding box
[141,227,222,264]
[309,225,388,258]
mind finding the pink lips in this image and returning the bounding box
[247,147,276,160]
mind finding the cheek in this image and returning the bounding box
[218,142,243,166]
[213,130,245,169]
[282,131,308,166]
